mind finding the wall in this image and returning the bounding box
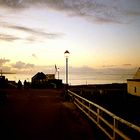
[127,80,140,96]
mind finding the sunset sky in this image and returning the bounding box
[0,0,140,76]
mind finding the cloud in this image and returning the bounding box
[0,33,40,43]
[0,58,10,66]
[12,61,35,69]
[0,33,20,41]
[8,25,63,38]
[45,0,122,23]
[11,63,57,74]
[25,36,37,43]
[0,58,14,73]
[67,65,137,78]
[125,10,140,17]
[0,0,26,9]
[102,64,133,69]
[122,64,132,66]
[0,0,140,24]
[3,23,64,39]
[70,66,95,74]
[32,53,37,59]
[0,66,12,73]
[46,0,140,23]
[0,22,64,42]
[102,65,117,68]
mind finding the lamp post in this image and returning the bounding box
[64,50,70,99]
[64,50,70,85]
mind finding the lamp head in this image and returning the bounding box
[64,50,70,58]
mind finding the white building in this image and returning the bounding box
[127,67,140,96]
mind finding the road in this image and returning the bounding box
[0,89,105,140]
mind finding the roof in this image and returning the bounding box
[32,72,46,80]
[133,67,140,79]
[127,79,140,82]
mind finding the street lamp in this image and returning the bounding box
[64,50,70,100]
[64,50,70,85]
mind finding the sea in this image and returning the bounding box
[4,71,134,85]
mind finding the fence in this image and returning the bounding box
[68,90,140,140]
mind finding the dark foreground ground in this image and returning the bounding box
[0,89,106,140]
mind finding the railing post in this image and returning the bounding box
[97,108,100,126]
[113,117,118,140]
[113,117,116,140]
[88,103,91,116]
[80,89,82,96]
[82,99,84,110]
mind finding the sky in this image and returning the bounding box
[0,0,140,77]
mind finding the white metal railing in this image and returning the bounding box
[68,90,140,140]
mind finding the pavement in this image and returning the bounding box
[0,89,105,140]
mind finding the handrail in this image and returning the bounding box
[68,90,140,140]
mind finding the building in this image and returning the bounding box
[127,67,140,96]
[46,74,55,80]
[32,72,47,88]
[31,72,63,88]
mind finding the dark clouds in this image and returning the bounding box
[0,0,26,8]
[46,0,123,23]
[0,0,140,23]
